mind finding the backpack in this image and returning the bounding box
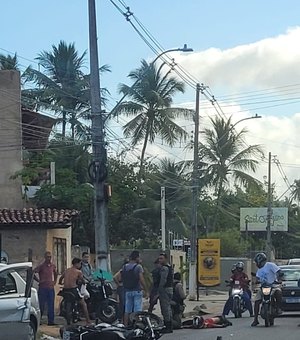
[122,264,139,290]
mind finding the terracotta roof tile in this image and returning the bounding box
[0,208,79,227]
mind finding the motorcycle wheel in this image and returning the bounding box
[130,311,164,328]
[233,297,241,318]
[261,304,270,327]
[97,300,118,324]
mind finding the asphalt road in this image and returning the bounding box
[163,314,300,340]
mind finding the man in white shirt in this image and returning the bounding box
[251,252,283,327]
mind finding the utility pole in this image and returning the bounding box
[161,186,166,251]
[266,151,273,261]
[88,0,109,271]
[189,83,201,300]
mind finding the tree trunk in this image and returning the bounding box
[138,125,151,183]
[62,111,66,138]
[212,179,224,231]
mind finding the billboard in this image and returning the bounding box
[240,207,288,232]
[198,239,220,286]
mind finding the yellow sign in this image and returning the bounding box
[198,239,220,286]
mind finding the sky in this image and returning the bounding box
[2,0,300,198]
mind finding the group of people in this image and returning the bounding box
[34,250,283,331]
[222,252,283,327]
[34,251,94,326]
[113,250,186,333]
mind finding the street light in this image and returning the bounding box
[108,44,193,119]
[218,114,262,146]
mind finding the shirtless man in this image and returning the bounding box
[59,257,91,324]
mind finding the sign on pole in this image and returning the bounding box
[240,207,288,232]
[198,239,221,286]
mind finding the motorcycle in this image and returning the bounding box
[225,280,248,318]
[60,311,164,340]
[259,283,279,327]
[59,272,119,325]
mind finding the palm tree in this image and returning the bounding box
[290,179,300,205]
[24,41,110,139]
[114,59,193,179]
[199,116,264,228]
[0,53,18,70]
[24,41,88,138]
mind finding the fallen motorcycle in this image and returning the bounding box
[60,311,164,340]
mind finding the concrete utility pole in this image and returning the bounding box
[189,83,201,300]
[161,186,166,251]
[88,0,109,271]
[266,151,273,260]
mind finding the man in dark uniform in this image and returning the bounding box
[158,253,173,333]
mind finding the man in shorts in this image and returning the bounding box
[59,257,91,325]
[122,251,147,325]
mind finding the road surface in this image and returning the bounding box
[163,314,300,340]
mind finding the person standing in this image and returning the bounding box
[113,258,129,321]
[34,251,58,326]
[172,272,186,329]
[81,252,93,281]
[122,250,147,326]
[158,253,174,333]
[148,258,161,313]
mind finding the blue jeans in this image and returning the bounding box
[223,291,253,316]
[38,287,55,323]
[124,290,143,313]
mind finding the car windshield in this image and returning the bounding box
[282,268,300,281]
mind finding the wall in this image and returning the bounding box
[0,227,47,267]
[46,227,72,268]
[0,70,23,209]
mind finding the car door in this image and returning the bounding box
[0,262,33,340]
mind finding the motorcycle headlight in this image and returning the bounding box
[262,287,271,295]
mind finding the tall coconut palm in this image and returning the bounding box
[24,41,88,138]
[199,116,264,228]
[114,59,193,179]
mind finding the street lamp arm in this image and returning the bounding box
[217,114,262,146]
[231,114,262,130]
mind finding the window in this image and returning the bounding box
[53,238,67,274]
[0,272,17,295]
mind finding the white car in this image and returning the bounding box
[0,262,41,340]
[287,258,300,265]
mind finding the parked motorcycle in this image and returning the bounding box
[59,272,118,325]
[59,312,164,340]
[260,283,279,327]
[225,280,247,318]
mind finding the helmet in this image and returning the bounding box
[236,261,244,272]
[231,264,237,274]
[192,316,204,329]
[254,252,267,268]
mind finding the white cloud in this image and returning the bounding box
[177,27,300,90]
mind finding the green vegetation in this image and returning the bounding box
[6,44,300,259]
